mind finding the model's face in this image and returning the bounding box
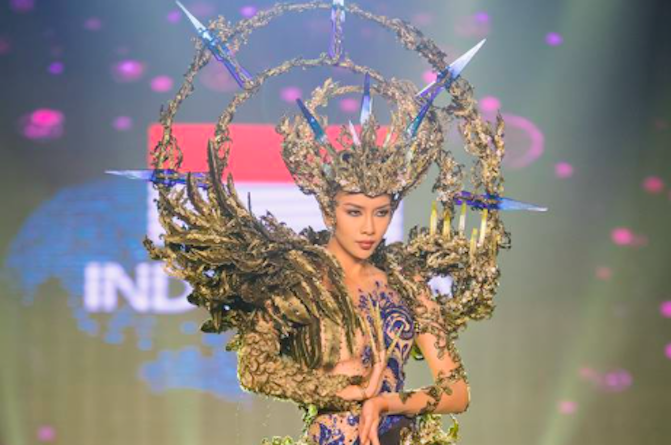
[328,191,393,261]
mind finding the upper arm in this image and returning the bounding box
[412,281,462,380]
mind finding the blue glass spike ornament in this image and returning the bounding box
[454,191,548,212]
[296,98,329,144]
[106,169,210,189]
[332,0,345,22]
[348,120,361,145]
[175,1,252,89]
[407,40,487,140]
[417,39,486,99]
[329,0,346,59]
[359,72,372,126]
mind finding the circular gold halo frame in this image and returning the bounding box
[150,1,480,178]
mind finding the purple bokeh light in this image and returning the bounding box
[665,343,671,360]
[48,61,64,75]
[546,32,564,46]
[602,369,632,392]
[480,96,501,113]
[112,116,133,132]
[659,301,671,318]
[422,70,437,85]
[10,0,34,14]
[557,400,577,415]
[240,5,258,18]
[339,98,358,114]
[37,425,56,442]
[474,12,490,24]
[112,60,146,83]
[579,366,597,381]
[580,366,633,392]
[20,108,65,141]
[84,17,103,31]
[611,227,634,246]
[555,162,573,179]
[280,86,302,103]
[150,75,174,93]
[166,10,181,24]
[642,176,664,194]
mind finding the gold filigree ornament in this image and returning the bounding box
[104,1,548,444]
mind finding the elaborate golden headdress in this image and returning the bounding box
[277,74,444,219]
[108,0,549,377]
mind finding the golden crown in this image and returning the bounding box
[277,76,444,218]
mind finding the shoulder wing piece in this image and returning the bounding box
[144,143,360,365]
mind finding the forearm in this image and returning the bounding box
[238,357,357,411]
[237,318,360,411]
[377,374,470,416]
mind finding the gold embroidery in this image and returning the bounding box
[237,311,359,412]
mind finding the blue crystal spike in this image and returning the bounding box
[329,0,346,59]
[348,120,361,145]
[359,72,372,126]
[454,190,547,212]
[417,39,486,99]
[406,40,487,139]
[106,169,210,188]
[331,0,345,22]
[296,99,329,144]
[405,86,439,140]
[176,1,251,88]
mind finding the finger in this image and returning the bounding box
[361,315,378,358]
[359,416,369,445]
[385,325,403,360]
[367,295,384,341]
[361,416,374,445]
[365,324,380,365]
[370,419,381,445]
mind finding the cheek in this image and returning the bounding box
[334,213,356,238]
[379,217,392,235]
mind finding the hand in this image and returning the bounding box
[362,353,386,399]
[358,397,387,445]
[360,295,403,400]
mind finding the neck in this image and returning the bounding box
[325,236,368,280]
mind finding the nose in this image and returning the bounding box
[361,213,375,235]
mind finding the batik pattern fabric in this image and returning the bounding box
[304,280,417,445]
[247,277,463,445]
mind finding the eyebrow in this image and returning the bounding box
[342,203,391,210]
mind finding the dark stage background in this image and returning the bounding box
[1,1,670,444]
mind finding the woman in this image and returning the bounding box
[234,188,471,445]
[135,3,514,443]
[319,190,470,445]
[144,72,506,445]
